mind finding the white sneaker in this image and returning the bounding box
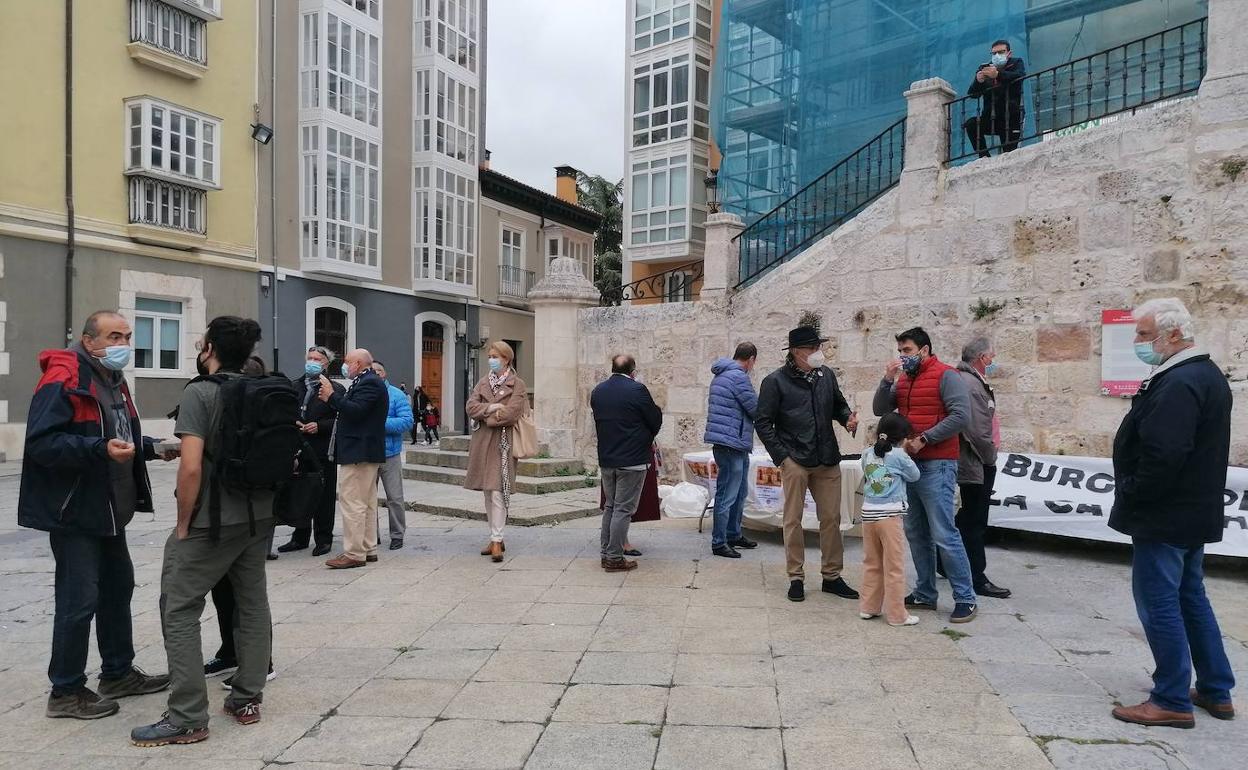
[888,615,920,627]
[859,612,880,620]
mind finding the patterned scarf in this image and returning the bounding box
[487,368,513,509]
[488,368,510,394]
[785,355,819,384]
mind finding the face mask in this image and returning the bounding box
[900,354,922,375]
[1134,337,1164,366]
[983,361,1000,377]
[305,361,324,378]
[991,52,1008,66]
[488,357,502,373]
[805,350,827,368]
[196,351,211,377]
[98,345,131,371]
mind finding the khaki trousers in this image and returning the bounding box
[780,460,843,580]
[338,463,381,561]
[484,491,508,542]
[860,516,909,624]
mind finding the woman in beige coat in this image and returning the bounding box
[464,340,528,561]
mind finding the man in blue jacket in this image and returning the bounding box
[1108,298,1236,729]
[591,354,663,572]
[318,348,389,569]
[372,361,415,550]
[704,342,759,558]
[19,311,170,720]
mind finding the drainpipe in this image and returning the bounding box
[269,0,279,371]
[63,0,74,345]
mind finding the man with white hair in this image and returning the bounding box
[1109,298,1235,728]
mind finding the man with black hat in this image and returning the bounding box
[755,326,859,603]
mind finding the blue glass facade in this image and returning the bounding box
[713,0,1208,220]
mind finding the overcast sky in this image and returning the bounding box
[486,1,626,193]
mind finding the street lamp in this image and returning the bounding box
[704,168,720,214]
[250,123,274,145]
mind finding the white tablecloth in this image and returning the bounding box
[681,449,864,532]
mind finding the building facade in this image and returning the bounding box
[259,0,490,430]
[621,0,720,298]
[0,0,261,457]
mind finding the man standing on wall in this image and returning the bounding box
[755,326,859,603]
[20,311,170,720]
[703,342,760,559]
[873,326,977,623]
[1109,298,1235,728]
[964,38,1026,157]
[278,346,344,558]
[372,361,415,550]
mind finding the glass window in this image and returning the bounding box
[313,306,348,360]
[133,297,183,371]
[413,167,475,286]
[634,1,698,51]
[126,98,220,187]
[627,153,691,246]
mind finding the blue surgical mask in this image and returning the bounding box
[991,52,1008,67]
[983,361,1000,377]
[900,355,922,376]
[99,345,131,371]
[488,357,502,373]
[1134,338,1164,366]
[305,361,324,378]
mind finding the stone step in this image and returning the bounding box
[405,448,585,477]
[402,463,597,495]
[436,434,550,457]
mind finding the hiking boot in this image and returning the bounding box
[1111,700,1195,729]
[822,577,859,599]
[602,557,638,572]
[223,698,262,725]
[712,545,741,559]
[46,688,119,720]
[787,580,805,602]
[1191,689,1235,720]
[98,666,170,699]
[203,657,238,678]
[904,594,938,611]
[949,603,978,624]
[326,554,365,569]
[131,714,210,747]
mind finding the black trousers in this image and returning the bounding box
[956,464,997,588]
[289,455,338,547]
[963,109,1021,157]
[424,425,440,443]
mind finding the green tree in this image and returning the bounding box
[575,173,624,302]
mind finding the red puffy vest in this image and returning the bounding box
[896,355,960,461]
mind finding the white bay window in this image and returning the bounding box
[125,98,219,188]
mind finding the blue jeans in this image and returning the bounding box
[48,530,136,695]
[711,446,749,547]
[903,459,976,605]
[1131,538,1235,712]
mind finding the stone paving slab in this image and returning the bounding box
[1,462,1247,768]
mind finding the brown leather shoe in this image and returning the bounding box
[1192,689,1235,720]
[602,557,638,572]
[480,541,505,556]
[325,554,365,569]
[1111,700,1195,728]
[489,541,504,562]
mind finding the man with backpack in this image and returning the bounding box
[318,348,389,569]
[132,316,297,746]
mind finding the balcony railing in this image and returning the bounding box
[947,17,1207,163]
[499,265,535,301]
[735,117,906,287]
[131,0,208,65]
[601,260,704,305]
[129,176,207,235]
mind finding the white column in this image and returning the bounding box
[1198,0,1248,125]
[700,212,745,300]
[528,256,600,459]
[899,77,956,212]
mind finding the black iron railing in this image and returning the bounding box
[602,260,704,305]
[735,117,906,287]
[129,176,207,235]
[948,17,1207,163]
[499,265,534,300]
[131,0,208,65]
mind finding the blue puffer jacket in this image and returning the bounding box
[383,382,415,458]
[703,358,758,452]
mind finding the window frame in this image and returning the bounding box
[133,296,186,374]
[124,97,221,190]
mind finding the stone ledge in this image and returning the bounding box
[126,42,207,80]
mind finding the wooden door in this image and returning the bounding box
[421,323,444,416]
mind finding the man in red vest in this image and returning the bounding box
[873,327,977,623]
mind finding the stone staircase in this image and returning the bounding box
[400,434,601,526]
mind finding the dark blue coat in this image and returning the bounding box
[703,358,757,452]
[1109,353,1232,545]
[328,369,389,465]
[590,374,663,468]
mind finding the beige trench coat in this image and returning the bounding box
[463,372,528,491]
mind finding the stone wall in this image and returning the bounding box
[574,90,1248,472]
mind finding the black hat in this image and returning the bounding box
[783,326,828,350]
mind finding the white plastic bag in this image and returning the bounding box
[657,484,675,499]
[662,482,709,518]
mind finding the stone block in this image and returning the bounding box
[279,715,431,766]
[974,184,1030,219]
[1036,325,1091,362]
[552,683,668,724]
[969,263,1034,293]
[1032,254,1072,291]
[1040,430,1112,456]
[907,734,1054,770]
[526,723,660,770]
[441,681,564,723]
[1023,394,1079,429]
[337,678,462,718]
[401,719,542,769]
[1082,203,1133,250]
[1014,212,1079,257]
[999,428,1036,452]
[995,327,1037,362]
[1026,173,1091,212]
[573,651,677,685]
[654,726,784,770]
[472,650,583,684]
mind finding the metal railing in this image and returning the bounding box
[601,259,704,305]
[948,17,1207,163]
[498,265,534,301]
[735,117,906,287]
[129,176,207,235]
[130,0,208,65]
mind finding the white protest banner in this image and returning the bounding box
[991,453,1248,558]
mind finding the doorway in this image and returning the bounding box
[421,320,445,419]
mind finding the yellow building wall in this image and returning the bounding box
[0,2,258,255]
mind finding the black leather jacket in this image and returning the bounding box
[755,362,852,468]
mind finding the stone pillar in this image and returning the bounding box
[1198,0,1248,124]
[899,77,956,214]
[529,256,601,459]
[700,212,745,300]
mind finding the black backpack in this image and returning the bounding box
[192,373,305,539]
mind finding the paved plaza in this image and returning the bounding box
[0,463,1245,770]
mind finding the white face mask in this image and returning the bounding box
[806,350,827,368]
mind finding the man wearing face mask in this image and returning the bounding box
[755,326,859,603]
[275,346,345,558]
[370,360,415,550]
[952,336,1010,599]
[873,326,976,623]
[964,39,1026,158]
[19,311,171,720]
[1108,298,1235,729]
